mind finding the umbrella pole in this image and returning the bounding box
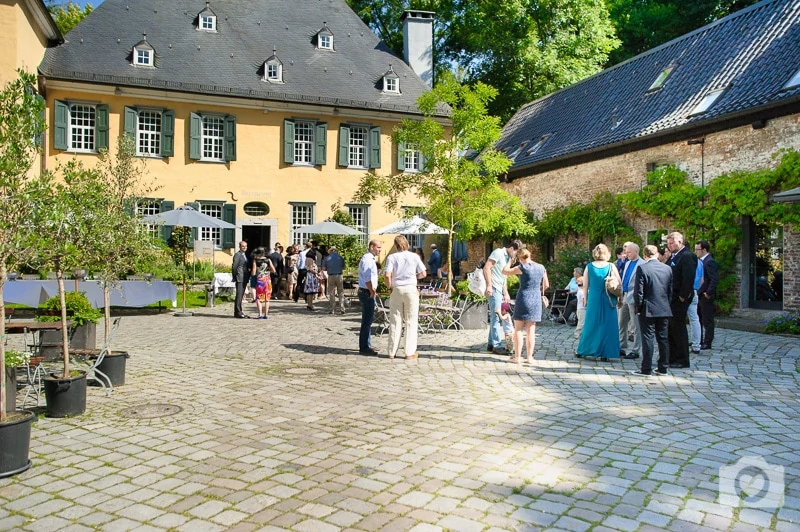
[175,229,193,317]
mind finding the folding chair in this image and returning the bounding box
[70,317,122,395]
[549,289,571,324]
[373,297,391,336]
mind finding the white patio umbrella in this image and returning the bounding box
[142,206,237,316]
[295,220,363,236]
[373,215,449,235]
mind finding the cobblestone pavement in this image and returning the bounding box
[1,298,799,531]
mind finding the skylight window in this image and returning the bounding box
[784,68,800,90]
[526,134,551,156]
[689,89,725,116]
[648,66,674,92]
[507,141,529,161]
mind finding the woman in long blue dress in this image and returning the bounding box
[502,248,549,364]
[576,244,622,361]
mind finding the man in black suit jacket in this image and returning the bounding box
[232,241,250,318]
[666,232,697,368]
[633,245,673,376]
[695,240,718,349]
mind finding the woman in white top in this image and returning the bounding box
[383,235,427,360]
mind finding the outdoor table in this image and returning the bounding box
[3,280,177,308]
[212,273,235,294]
[4,320,71,357]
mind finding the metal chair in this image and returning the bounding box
[70,317,122,395]
[373,297,391,336]
[549,289,571,324]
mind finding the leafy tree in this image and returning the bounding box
[313,203,363,269]
[354,71,534,292]
[346,0,619,121]
[0,71,50,418]
[606,0,759,65]
[47,1,93,35]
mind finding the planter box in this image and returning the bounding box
[461,301,489,330]
[41,323,97,362]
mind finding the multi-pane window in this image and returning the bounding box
[199,203,222,247]
[348,205,369,245]
[136,200,160,239]
[349,126,367,168]
[200,14,216,31]
[267,62,280,81]
[404,144,420,172]
[385,77,398,93]
[137,110,162,157]
[202,116,224,161]
[319,34,332,49]
[135,49,152,66]
[294,122,314,164]
[69,104,96,152]
[291,204,315,246]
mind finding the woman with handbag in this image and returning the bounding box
[501,248,549,364]
[575,243,622,361]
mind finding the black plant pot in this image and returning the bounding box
[94,351,129,387]
[0,410,34,478]
[4,367,15,412]
[43,372,87,418]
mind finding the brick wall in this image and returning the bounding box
[502,113,800,312]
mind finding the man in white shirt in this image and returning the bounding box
[357,240,382,354]
[483,239,522,355]
[384,235,427,360]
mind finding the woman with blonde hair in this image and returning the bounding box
[502,248,549,364]
[575,243,622,361]
[383,235,427,359]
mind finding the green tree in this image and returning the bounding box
[48,1,93,35]
[314,204,363,269]
[0,71,50,418]
[606,0,759,65]
[346,0,619,121]
[354,72,534,291]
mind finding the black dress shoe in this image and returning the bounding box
[669,363,689,368]
[487,344,495,353]
[700,345,712,350]
[623,353,640,360]
[359,348,378,355]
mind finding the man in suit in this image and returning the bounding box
[268,243,285,298]
[633,245,673,376]
[428,244,442,277]
[695,240,718,350]
[666,231,697,368]
[618,243,642,359]
[232,241,249,318]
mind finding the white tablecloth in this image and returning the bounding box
[212,273,235,294]
[3,280,178,308]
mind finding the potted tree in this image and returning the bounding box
[0,70,49,476]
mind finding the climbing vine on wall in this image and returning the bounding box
[534,192,637,246]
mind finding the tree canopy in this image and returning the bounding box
[47,1,93,35]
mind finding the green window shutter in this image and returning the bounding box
[189,113,201,160]
[222,203,236,249]
[96,104,110,150]
[315,122,327,165]
[337,125,349,166]
[161,110,175,157]
[224,115,236,162]
[397,142,406,171]
[187,201,200,248]
[123,106,137,142]
[369,126,381,169]
[283,119,295,164]
[159,200,175,244]
[54,100,68,151]
[34,94,45,149]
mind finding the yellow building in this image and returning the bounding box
[38,0,443,257]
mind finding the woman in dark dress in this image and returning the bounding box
[502,248,549,364]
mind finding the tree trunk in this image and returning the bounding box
[0,262,8,421]
[56,262,70,379]
[104,282,111,343]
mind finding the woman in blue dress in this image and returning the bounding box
[502,248,549,364]
[576,243,622,361]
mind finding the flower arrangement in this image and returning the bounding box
[764,311,800,335]
[4,349,30,368]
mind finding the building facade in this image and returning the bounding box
[496,0,800,314]
[38,0,443,257]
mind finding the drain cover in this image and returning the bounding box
[120,404,183,419]
[284,367,317,375]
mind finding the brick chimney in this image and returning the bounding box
[402,10,434,87]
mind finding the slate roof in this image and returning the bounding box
[39,0,438,116]
[497,0,800,178]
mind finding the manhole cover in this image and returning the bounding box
[284,367,317,375]
[120,404,183,419]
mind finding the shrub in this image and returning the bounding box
[4,349,29,367]
[38,292,102,327]
[764,311,800,335]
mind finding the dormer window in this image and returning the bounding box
[383,66,400,93]
[132,34,155,67]
[317,23,334,50]
[198,3,217,32]
[648,66,675,92]
[689,89,725,116]
[264,48,283,83]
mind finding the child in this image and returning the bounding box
[496,301,515,354]
[574,280,586,339]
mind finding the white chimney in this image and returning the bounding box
[402,10,434,87]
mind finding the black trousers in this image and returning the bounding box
[294,269,307,302]
[234,281,247,316]
[668,296,691,366]
[639,315,669,374]
[698,295,715,347]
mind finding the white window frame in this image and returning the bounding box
[68,103,96,153]
[348,126,367,169]
[319,34,333,50]
[689,89,724,116]
[347,204,369,245]
[134,48,153,66]
[265,61,282,82]
[404,144,421,172]
[136,200,161,239]
[136,109,162,158]
[198,202,223,249]
[290,203,315,246]
[384,76,399,93]
[200,13,216,31]
[293,121,315,165]
[201,115,225,162]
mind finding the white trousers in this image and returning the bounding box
[387,285,420,358]
[687,289,701,349]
